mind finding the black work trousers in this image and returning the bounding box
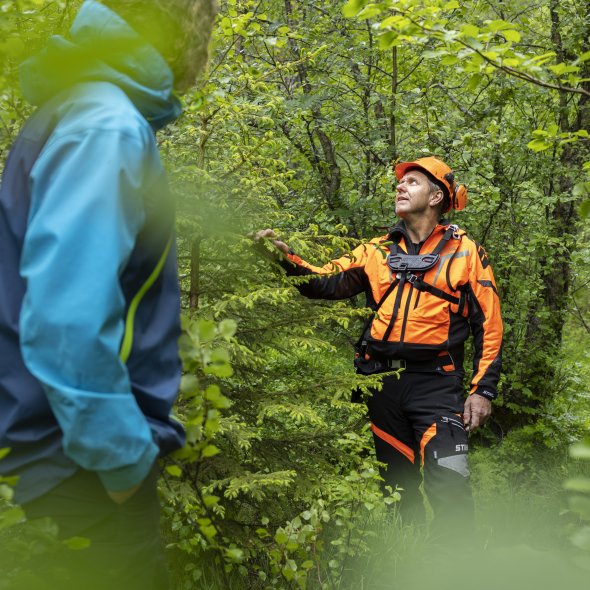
[18,467,169,590]
[367,371,474,537]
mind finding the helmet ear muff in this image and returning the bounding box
[453,184,468,211]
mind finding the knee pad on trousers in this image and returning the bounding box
[421,414,470,478]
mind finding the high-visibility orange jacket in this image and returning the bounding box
[283,221,503,399]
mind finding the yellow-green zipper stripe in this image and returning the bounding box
[119,236,173,363]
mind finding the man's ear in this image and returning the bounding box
[429,189,444,208]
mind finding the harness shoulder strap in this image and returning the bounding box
[430,224,460,256]
[404,225,463,306]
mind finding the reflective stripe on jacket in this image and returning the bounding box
[283,222,503,398]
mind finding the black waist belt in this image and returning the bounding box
[374,355,455,372]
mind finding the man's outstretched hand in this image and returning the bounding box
[253,229,289,255]
[463,394,492,432]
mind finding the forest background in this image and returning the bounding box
[1,0,590,588]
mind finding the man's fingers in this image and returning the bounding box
[463,405,471,431]
[463,395,492,432]
[253,228,277,241]
[252,229,289,254]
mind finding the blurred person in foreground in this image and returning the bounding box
[0,1,217,587]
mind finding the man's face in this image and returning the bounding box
[395,169,440,218]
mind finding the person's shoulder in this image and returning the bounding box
[455,229,480,250]
[453,228,494,269]
[51,82,153,145]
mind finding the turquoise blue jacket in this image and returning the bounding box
[0,0,185,501]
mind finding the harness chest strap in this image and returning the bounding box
[381,225,462,341]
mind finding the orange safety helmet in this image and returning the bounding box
[395,156,468,213]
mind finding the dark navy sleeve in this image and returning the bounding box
[280,243,371,300]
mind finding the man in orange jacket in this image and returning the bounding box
[256,156,502,534]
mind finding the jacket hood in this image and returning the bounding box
[20,0,181,130]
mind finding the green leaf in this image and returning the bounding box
[357,4,383,20]
[203,495,220,507]
[197,319,216,342]
[166,465,182,477]
[282,565,295,581]
[444,1,460,9]
[205,385,232,409]
[549,63,580,75]
[211,348,230,363]
[63,536,91,551]
[503,30,521,42]
[468,74,483,91]
[487,19,512,32]
[204,362,234,378]
[573,182,590,198]
[201,444,221,458]
[461,24,480,38]
[275,530,288,544]
[580,199,590,219]
[0,484,14,501]
[441,55,460,66]
[0,448,10,461]
[527,138,552,152]
[180,374,200,396]
[200,524,217,538]
[378,31,399,50]
[219,318,237,339]
[225,547,244,562]
[0,506,25,531]
[342,0,366,18]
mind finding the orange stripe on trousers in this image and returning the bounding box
[420,423,437,466]
[371,423,415,464]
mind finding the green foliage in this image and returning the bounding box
[163,311,391,588]
[2,0,590,587]
[565,437,590,564]
[0,1,78,166]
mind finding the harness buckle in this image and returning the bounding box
[449,224,460,240]
[407,273,418,284]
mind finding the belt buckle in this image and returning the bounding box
[388,359,406,369]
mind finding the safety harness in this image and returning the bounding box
[354,224,463,374]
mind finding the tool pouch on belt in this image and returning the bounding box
[353,354,383,376]
[351,341,388,403]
